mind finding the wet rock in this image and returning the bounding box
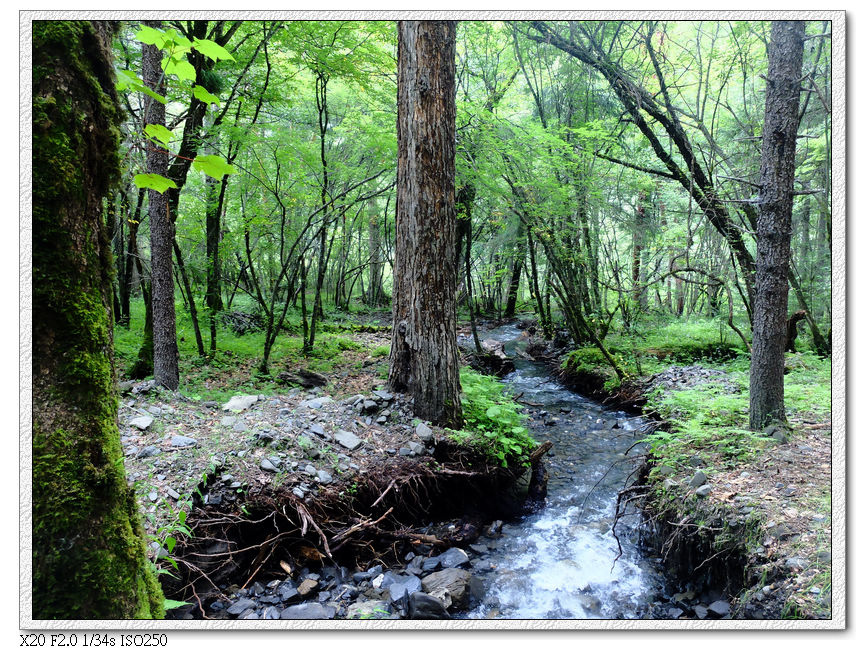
[334,430,362,450]
[227,598,257,616]
[438,547,470,569]
[222,395,259,411]
[694,604,709,619]
[409,592,450,619]
[383,573,422,602]
[129,415,154,430]
[421,568,473,610]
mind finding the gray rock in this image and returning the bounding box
[694,604,709,619]
[303,464,318,476]
[362,400,379,414]
[373,390,394,402]
[226,598,257,616]
[232,421,248,433]
[438,547,470,569]
[421,568,473,610]
[170,435,197,448]
[222,395,259,412]
[309,423,328,438]
[667,606,684,619]
[299,397,333,410]
[220,416,237,427]
[421,556,441,572]
[707,600,731,617]
[346,600,392,620]
[656,465,675,476]
[408,441,426,456]
[383,573,422,602]
[129,415,154,430]
[262,606,281,620]
[317,470,333,484]
[398,447,413,456]
[166,487,180,500]
[279,603,335,619]
[786,556,808,570]
[408,592,450,619]
[695,484,712,497]
[689,470,708,488]
[260,457,280,473]
[334,430,362,450]
[292,487,304,498]
[136,445,160,459]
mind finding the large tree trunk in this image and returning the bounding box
[389,20,462,427]
[32,20,164,619]
[749,20,805,430]
[142,21,179,389]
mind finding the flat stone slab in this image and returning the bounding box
[170,435,197,448]
[129,415,154,430]
[334,430,362,450]
[222,395,259,411]
[299,396,333,409]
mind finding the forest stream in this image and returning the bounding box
[463,323,668,619]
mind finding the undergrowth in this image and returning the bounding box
[449,367,537,468]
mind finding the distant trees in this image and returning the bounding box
[750,21,806,430]
[32,20,163,618]
[389,20,463,427]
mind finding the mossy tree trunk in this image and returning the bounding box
[32,20,164,619]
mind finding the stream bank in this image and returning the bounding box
[120,320,830,621]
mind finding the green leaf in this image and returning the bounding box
[116,69,167,104]
[192,155,236,180]
[144,123,174,147]
[163,599,190,611]
[163,56,197,82]
[134,173,178,194]
[164,535,176,554]
[193,85,221,106]
[193,37,235,61]
[135,25,166,47]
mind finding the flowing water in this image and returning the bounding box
[464,324,668,619]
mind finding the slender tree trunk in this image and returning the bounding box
[389,20,462,427]
[32,20,164,619]
[143,21,179,389]
[750,20,805,430]
[206,174,227,353]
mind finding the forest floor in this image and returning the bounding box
[117,315,833,621]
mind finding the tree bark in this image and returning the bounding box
[389,20,463,427]
[32,20,164,619]
[749,20,805,430]
[143,21,179,389]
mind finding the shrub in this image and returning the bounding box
[451,368,537,468]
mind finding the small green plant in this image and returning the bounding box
[451,368,537,468]
[371,344,390,358]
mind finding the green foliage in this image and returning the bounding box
[451,368,537,468]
